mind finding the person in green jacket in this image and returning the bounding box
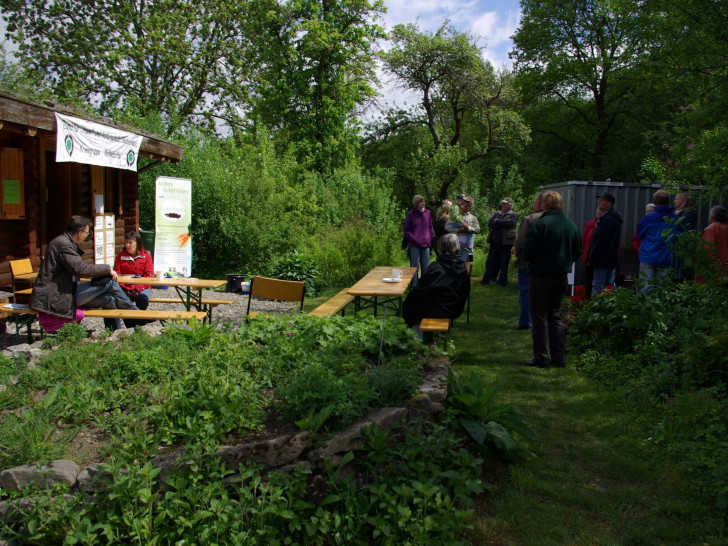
[522,191,582,368]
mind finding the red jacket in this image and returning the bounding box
[582,218,597,264]
[114,249,154,291]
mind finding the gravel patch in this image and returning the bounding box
[0,289,296,351]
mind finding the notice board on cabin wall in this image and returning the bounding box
[93,213,115,266]
[0,148,25,219]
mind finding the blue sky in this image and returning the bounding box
[381,0,521,66]
[372,0,522,112]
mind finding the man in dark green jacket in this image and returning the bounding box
[522,191,582,368]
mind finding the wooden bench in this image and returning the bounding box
[148,297,235,321]
[309,288,355,317]
[1,305,207,343]
[419,317,451,351]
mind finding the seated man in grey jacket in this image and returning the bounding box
[30,215,139,331]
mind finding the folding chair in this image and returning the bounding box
[246,276,306,316]
[9,258,35,302]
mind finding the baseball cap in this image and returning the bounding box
[456,194,466,200]
[596,192,615,204]
[462,195,473,203]
[501,197,514,206]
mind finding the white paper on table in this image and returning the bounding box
[3,303,30,310]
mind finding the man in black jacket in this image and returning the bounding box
[586,193,623,294]
[30,215,139,331]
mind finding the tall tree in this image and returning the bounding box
[511,0,655,181]
[645,0,728,189]
[1,0,254,136]
[245,0,386,174]
[370,22,528,202]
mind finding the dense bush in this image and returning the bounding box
[139,132,402,284]
[567,282,728,508]
[568,282,728,391]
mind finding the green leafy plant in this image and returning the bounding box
[445,370,537,459]
[267,250,321,297]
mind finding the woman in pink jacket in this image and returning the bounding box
[403,194,435,287]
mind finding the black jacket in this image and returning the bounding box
[402,255,471,327]
[587,208,623,269]
[30,232,112,318]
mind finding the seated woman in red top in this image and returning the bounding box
[113,231,155,327]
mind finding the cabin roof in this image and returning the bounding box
[0,91,183,163]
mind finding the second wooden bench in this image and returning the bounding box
[309,288,355,317]
[148,297,236,321]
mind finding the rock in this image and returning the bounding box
[412,393,433,413]
[217,431,312,470]
[419,376,448,402]
[309,407,408,462]
[0,460,79,491]
[76,464,113,492]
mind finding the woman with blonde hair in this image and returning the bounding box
[432,200,451,255]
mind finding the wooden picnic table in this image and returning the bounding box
[347,266,417,317]
[116,275,227,317]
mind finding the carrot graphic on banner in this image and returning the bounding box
[177,233,191,249]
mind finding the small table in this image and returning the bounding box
[116,276,227,316]
[347,267,417,317]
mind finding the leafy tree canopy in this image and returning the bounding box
[1,0,255,136]
[511,0,655,181]
[367,22,528,203]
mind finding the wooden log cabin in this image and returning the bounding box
[0,91,184,292]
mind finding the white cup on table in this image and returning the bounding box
[391,268,402,280]
[156,270,164,281]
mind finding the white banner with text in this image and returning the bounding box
[154,176,193,276]
[55,113,143,171]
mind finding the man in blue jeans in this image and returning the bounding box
[513,192,543,330]
[30,215,139,331]
[586,192,623,294]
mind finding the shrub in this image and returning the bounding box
[266,250,321,297]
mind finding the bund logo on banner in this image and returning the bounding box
[55,113,143,171]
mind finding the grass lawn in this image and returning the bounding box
[452,280,725,544]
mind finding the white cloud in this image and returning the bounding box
[368,0,521,116]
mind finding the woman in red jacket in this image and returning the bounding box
[581,208,601,299]
[114,231,155,327]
